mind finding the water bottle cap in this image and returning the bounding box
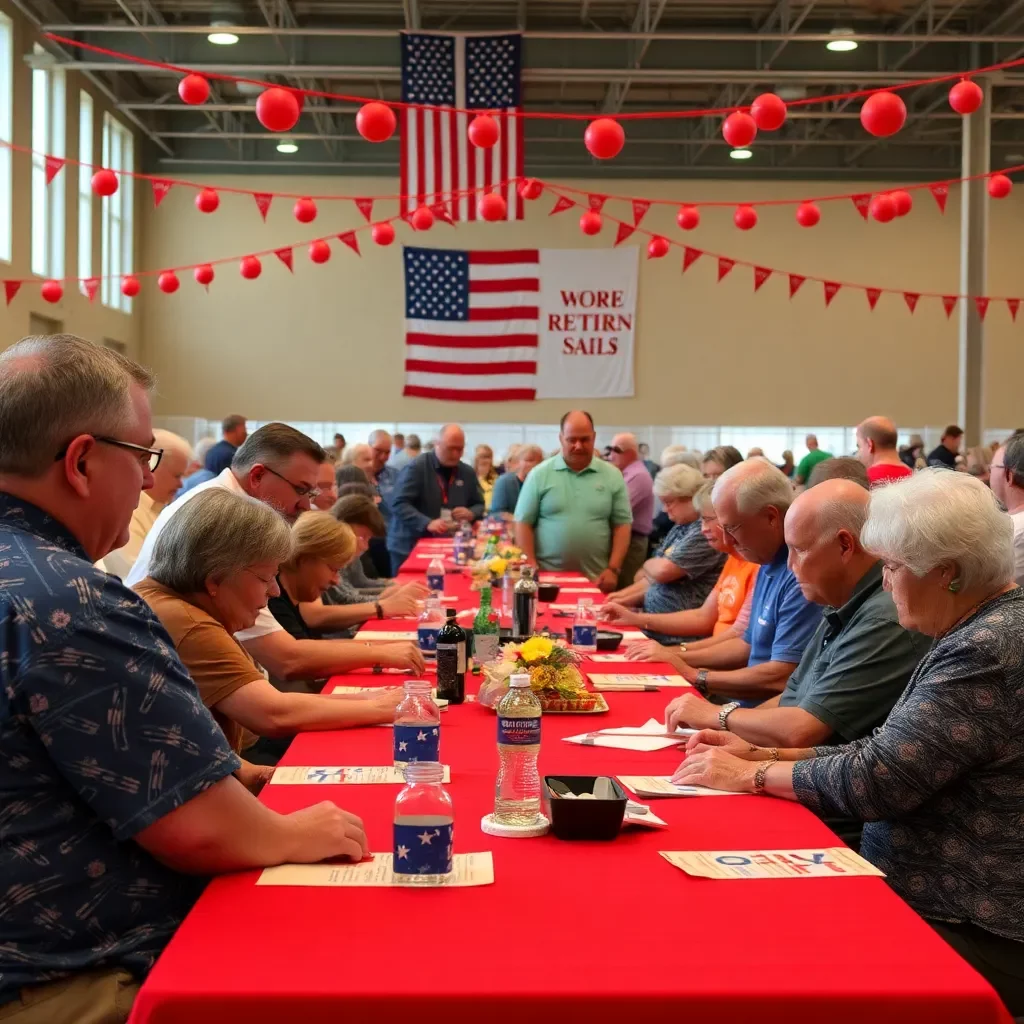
[403,761,445,785]
[403,679,432,693]
[577,597,593,608]
[509,672,532,688]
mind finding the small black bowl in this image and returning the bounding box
[545,776,627,840]
[596,630,623,651]
[537,583,560,602]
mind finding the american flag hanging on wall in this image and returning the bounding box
[400,32,524,222]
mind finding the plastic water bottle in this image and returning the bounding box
[571,597,598,653]
[453,527,466,566]
[417,597,444,654]
[393,762,453,884]
[426,556,445,597]
[494,672,542,826]
[394,679,441,768]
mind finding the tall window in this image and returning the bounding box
[0,14,12,263]
[78,91,93,291]
[31,45,66,279]
[100,112,133,311]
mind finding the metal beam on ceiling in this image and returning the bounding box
[601,0,670,115]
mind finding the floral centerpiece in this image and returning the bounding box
[469,555,509,591]
[480,635,596,712]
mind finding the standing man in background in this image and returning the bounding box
[368,429,398,577]
[639,442,659,480]
[608,433,655,589]
[390,433,405,460]
[389,433,421,472]
[205,414,248,475]
[515,411,633,593]
[855,416,912,486]
[927,425,964,469]
[793,433,832,487]
[990,434,1024,586]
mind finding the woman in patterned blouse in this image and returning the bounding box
[673,469,1024,1014]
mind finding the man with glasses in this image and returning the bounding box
[990,434,1024,586]
[606,433,655,589]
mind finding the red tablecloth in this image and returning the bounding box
[130,542,1012,1024]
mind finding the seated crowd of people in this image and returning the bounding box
[1,333,1023,1021]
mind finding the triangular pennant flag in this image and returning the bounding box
[1008,298,1020,323]
[788,273,806,298]
[614,222,636,247]
[253,193,273,220]
[942,295,958,318]
[44,156,65,185]
[83,277,100,302]
[151,179,172,207]
[549,194,576,216]
[717,257,735,282]
[823,280,842,307]
[337,231,361,256]
[903,291,920,313]
[975,296,990,321]
[3,280,20,306]
[682,246,702,272]
[930,183,949,214]
[430,201,453,225]
[587,193,607,212]
[632,199,651,226]
[274,247,294,272]
[354,197,374,222]
[851,194,871,220]
[866,287,882,310]
[753,266,772,292]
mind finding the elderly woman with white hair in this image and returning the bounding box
[675,469,1024,1014]
[340,442,374,476]
[490,443,544,517]
[606,463,726,641]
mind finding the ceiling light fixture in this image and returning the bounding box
[729,148,753,160]
[276,141,299,154]
[207,20,239,45]
[826,28,858,52]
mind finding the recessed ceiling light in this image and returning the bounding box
[729,148,753,160]
[207,21,239,45]
[276,141,299,154]
[826,28,858,52]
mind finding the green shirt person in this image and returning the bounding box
[793,433,832,485]
[513,410,633,592]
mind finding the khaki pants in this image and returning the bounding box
[618,533,650,591]
[0,969,140,1024]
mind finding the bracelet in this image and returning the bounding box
[752,748,780,794]
[694,668,710,697]
[718,701,741,731]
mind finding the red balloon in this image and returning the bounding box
[890,190,913,217]
[676,205,700,231]
[751,93,787,131]
[860,91,906,138]
[293,197,317,223]
[240,256,262,279]
[478,193,507,221]
[988,173,1012,199]
[584,119,624,160]
[121,275,140,298]
[870,193,897,223]
[647,236,670,259]
[91,169,118,197]
[178,74,210,106]
[372,222,396,246]
[795,202,820,227]
[410,206,435,231]
[157,271,180,294]
[194,264,215,286]
[195,188,219,214]
[734,204,758,230]
[518,178,543,200]
[356,102,396,143]
[468,114,499,149]
[256,87,300,132]
[579,210,603,235]
[40,280,62,304]
[949,79,983,115]
[722,111,757,149]
[309,239,331,264]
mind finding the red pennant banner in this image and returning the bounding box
[851,194,871,220]
[930,183,949,214]
[253,193,273,220]
[274,247,294,272]
[3,280,20,306]
[682,246,702,272]
[823,280,842,307]
[1008,298,1020,323]
[614,222,636,246]
[151,179,172,207]
[903,291,920,313]
[337,231,361,256]
[788,274,806,298]
[631,199,651,226]
[587,193,607,212]
[44,155,65,185]
[549,195,576,216]
[83,277,100,302]
[975,296,990,321]
[430,201,453,225]
[354,197,374,222]
[866,287,882,310]
[942,295,958,318]
[753,266,772,292]
[717,257,735,282]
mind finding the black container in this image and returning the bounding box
[537,583,560,602]
[436,608,466,704]
[564,628,623,650]
[545,776,627,840]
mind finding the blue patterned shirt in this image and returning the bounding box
[0,495,240,1002]
[793,587,1024,940]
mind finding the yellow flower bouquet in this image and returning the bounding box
[468,554,516,591]
[480,635,596,712]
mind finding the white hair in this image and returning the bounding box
[660,445,701,470]
[193,436,217,464]
[861,468,1015,591]
[519,444,543,461]
[653,463,705,500]
[713,459,793,515]
[341,442,371,465]
[152,428,192,463]
[368,429,392,446]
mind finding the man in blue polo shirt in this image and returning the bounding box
[665,458,821,705]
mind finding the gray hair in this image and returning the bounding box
[368,429,392,447]
[654,463,705,500]
[148,488,291,592]
[861,468,1015,591]
[519,443,544,462]
[193,436,217,464]
[691,480,715,514]
[153,428,192,463]
[713,459,794,515]
[233,422,325,474]
[1004,434,1024,488]
[661,445,701,470]
[341,442,372,465]
[0,334,154,476]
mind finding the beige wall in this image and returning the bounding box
[0,0,141,356]
[141,169,1024,430]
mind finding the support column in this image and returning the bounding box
[957,76,990,446]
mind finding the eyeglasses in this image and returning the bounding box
[244,568,276,587]
[262,464,320,500]
[607,446,625,454]
[55,436,164,472]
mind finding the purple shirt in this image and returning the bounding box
[622,459,654,536]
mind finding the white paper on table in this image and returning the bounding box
[270,765,451,785]
[353,630,417,641]
[586,654,638,662]
[563,718,694,752]
[659,848,885,880]
[618,776,744,798]
[539,575,590,583]
[257,852,494,888]
[622,807,669,829]
[588,673,692,689]
[559,587,602,593]
[616,632,647,642]
[331,684,444,703]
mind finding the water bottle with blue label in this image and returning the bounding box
[426,555,445,596]
[393,679,441,768]
[417,596,444,654]
[452,526,466,566]
[494,673,542,826]
[572,597,598,653]
[393,762,453,884]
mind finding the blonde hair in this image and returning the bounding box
[282,511,357,570]
[691,480,715,514]
[474,444,498,484]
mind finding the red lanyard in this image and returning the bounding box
[436,470,451,506]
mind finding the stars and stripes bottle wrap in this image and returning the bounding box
[393,679,441,768]
[393,762,454,881]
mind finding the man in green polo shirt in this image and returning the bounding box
[793,433,832,486]
[514,410,632,592]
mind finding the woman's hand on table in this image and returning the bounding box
[671,746,759,793]
[398,580,429,600]
[378,641,426,674]
[685,729,768,761]
[235,760,274,794]
[380,590,421,618]
[665,693,719,732]
[285,803,369,863]
[600,602,640,627]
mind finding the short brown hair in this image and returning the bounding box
[338,482,375,500]
[703,445,743,471]
[807,456,869,490]
[232,422,325,473]
[329,493,386,537]
[222,414,245,434]
[858,418,898,450]
[942,424,964,440]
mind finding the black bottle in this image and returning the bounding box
[436,607,467,705]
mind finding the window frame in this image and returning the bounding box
[77,90,93,292]
[100,112,134,312]
[30,44,66,280]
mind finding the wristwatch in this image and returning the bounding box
[375,602,384,619]
[718,701,741,731]
[694,668,710,696]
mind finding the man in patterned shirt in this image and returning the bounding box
[0,335,368,1023]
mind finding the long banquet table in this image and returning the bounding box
[129,538,1012,1024]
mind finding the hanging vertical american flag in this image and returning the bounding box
[400,32,524,222]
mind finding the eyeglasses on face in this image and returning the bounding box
[55,436,164,472]
[262,464,320,500]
